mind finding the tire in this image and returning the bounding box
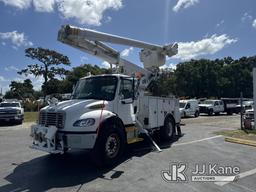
[91,120,126,167]
[16,120,23,125]
[160,116,175,141]
[194,111,199,118]
[215,112,220,116]
[208,109,213,116]
[227,111,233,115]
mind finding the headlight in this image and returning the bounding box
[16,110,21,114]
[73,118,95,127]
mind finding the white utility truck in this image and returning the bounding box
[179,99,199,118]
[30,25,181,166]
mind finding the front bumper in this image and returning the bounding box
[30,125,97,154]
[30,125,64,154]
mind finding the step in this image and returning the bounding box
[127,137,144,144]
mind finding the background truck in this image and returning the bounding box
[30,25,181,166]
[0,100,24,124]
[199,99,224,116]
[221,98,241,115]
[179,99,199,118]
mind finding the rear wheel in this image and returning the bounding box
[194,110,199,118]
[227,110,233,115]
[208,109,213,116]
[160,116,175,141]
[91,120,126,167]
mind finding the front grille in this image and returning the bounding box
[0,111,17,115]
[39,111,65,129]
[199,106,208,113]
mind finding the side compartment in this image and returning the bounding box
[137,96,180,130]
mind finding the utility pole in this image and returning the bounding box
[253,67,256,129]
[240,92,243,130]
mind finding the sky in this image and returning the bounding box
[0,0,256,93]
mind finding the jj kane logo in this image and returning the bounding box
[161,162,240,183]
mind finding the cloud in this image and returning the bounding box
[56,0,122,26]
[173,0,199,12]
[105,16,112,23]
[0,75,6,81]
[121,47,133,57]
[101,61,110,68]
[253,19,256,29]
[241,12,253,22]
[0,0,31,9]
[0,0,122,26]
[216,20,224,28]
[174,34,237,61]
[4,65,19,71]
[0,31,33,48]
[0,75,10,94]
[80,56,88,63]
[160,63,177,70]
[33,0,55,12]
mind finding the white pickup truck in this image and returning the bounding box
[199,100,224,116]
[0,101,24,124]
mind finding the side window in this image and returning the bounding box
[219,101,223,105]
[119,78,133,99]
[186,103,191,109]
[214,101,219,106]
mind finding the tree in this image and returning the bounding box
[18,47,70,98]
[60,64,111,93]
[5,79,34,99]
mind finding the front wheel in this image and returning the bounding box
[91,121,126,167]
[160,116,175,141]
[194,111,199,118]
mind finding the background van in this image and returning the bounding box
[179,99,199,118]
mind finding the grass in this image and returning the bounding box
[215,129,256,141]
[24,112,38,123]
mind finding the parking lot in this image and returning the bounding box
[0,115,256,192]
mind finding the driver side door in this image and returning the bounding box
[116,78,135,125]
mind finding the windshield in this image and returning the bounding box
[202,100,214,105]
[72,76,118,101]
[179,102,186,108]
[243,101,253,106]
[0,103,20,107]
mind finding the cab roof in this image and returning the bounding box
[80,73,130,80]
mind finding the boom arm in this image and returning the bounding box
[57,25,178,88]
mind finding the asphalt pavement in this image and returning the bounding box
[0,115,255,192]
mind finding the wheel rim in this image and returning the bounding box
[167,120,173,137]
[105,133,120,159]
